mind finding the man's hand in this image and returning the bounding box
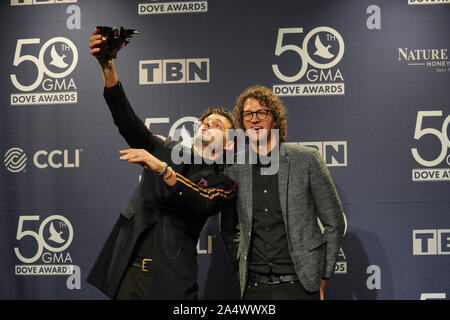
[320,279,326,300]
[88,28,118,87]
[119,149,165,173]
[89,28,111,67]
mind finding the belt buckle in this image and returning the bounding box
[268,275,280,285]
[141,258,152,272]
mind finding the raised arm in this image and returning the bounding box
[88,28,165,153]
[89,28,118,88]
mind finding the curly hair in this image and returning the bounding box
[198,106,236,129]
[233,86,287,142]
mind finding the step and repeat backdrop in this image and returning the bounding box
[0,0,449,300]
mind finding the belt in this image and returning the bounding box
[132,257,152,272]
[248,273,299,285]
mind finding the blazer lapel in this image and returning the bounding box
[240,164,253,224]
[278,144,289,221]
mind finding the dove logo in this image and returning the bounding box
[48,222,66,244]
[314,35,334,59]
[10,37,78,105]
[272,26,345,97]
[4,147,27,173]
[49,45,69,69]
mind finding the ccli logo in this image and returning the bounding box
[4,147,81,173]
[4,147,27,173]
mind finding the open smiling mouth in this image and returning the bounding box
[250,127,264,133]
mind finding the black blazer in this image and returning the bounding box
[86,82,237,299]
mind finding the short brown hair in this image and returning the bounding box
[199,107,235,129]
[234,86,287,142]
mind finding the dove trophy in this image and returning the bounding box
[95,26,140,59]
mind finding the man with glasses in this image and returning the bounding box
[221,86,345,300]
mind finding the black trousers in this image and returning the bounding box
[243,280,320,300]
[115,263,152,300]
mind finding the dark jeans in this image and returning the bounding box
[243,280,320,300]
[115,263,152,300]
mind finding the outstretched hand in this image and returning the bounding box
[119,149,165,173]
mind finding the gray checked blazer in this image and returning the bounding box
[222,143,346,296]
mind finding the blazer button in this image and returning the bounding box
[179,192,183,196]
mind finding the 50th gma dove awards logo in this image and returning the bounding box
[272,26,345,97]
[411,110,450,181]
[14,215,81,290]
[10,36,78,106]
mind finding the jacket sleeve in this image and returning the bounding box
[104,81,165,153]
[167,172,237,220]
[309,149,346,279]
[219,201,240,276]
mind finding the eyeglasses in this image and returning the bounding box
[242,109,271,121]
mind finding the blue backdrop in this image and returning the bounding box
[1,0,449,300]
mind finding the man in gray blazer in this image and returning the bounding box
[221,86,346,300]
